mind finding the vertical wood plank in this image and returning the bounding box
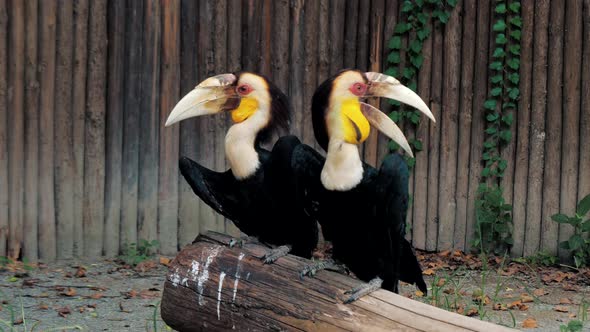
[558,0,582,260]
[55,0,75,259]
[159,0,180,255]
[540,1,565,255]
[271,0,289,92]
[437,0,462,250]
[302,0,319,147]
[178,0,200,247]
[579,0,590,206]
[512,0,534,256]
[121,0,144,249]
[38,0,57,261]
[0,0,7,257]
[426,19,443,252]
[138,0,161,244]
[104,0,125,257]
[242,0,262,72]
[260,0,272,77]
[83,0,107,257]
[23,0,39,261]
[289,0,304,139]
[213,0,227,229]
[316,0,330,152]
[411,4,432,250]
[343,0,359,68]
[355,0,370,72]
[329,0,345,74]
[454,0,476,250]
[7,0,25,260]
[72,0,89,257]
[528,1,563,256]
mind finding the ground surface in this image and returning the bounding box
[0,250,588,331]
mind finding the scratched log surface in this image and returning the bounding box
[161,232,513,332]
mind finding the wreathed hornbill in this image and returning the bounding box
[165,72,318,262]
[295,70,434,302]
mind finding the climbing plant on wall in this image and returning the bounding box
[385,0,457,169]
[473,0,521,254]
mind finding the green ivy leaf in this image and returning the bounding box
[410,112,421,124]
[410,40,423,54]
[493,48,506,58]
[508,73,520,84]
[495,3,506,13]
[576,193,590,216]
[389,140,400,151]
[493,19,506,32]
[390,111,401,122]
[483,152,491,160]
[403,67,416,80]
[510,30,522,40]
[569,235,584,251]
[389,99,401,107]
[389,36,402,50]
[510,16,522,27]
[411,139,423,151]
[408,80,417,92]
[491,75,503,84]
[486,113,499,122]
[385,67,398,77]
[417,28,431,41]
[501,113,513,126]
[485,127,497,135]
[447,0,458,6]
[552,213,570,223]
[507,58,520,70]
[407,157,416,168]
[484,99,497,110]
[415,0,424,7]
[482,167,491,177]
[402,1,413,13]
[500,130,512,142]
[502,101,516,109]
[388,51,401,64]
[491,87,502,96]
[394,22,412,34]
[508,87,520,100]
[508,44,520,56]
[438,11,450,24]
[496,33,507,44]
[509,2,521,13]
[411,54,424,68]
[581,220,590,232]
[417,13,428,25]
[498,159,507,171]
[489,61,502,70]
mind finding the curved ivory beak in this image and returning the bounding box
[364,72,435,123]
[360,102,413,157]
[165,73,240,127]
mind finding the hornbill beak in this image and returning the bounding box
[165,73,240,127]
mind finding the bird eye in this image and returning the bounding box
[237,84,252,95]
[350,82,367,96]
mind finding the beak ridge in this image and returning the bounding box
[360,102,413,157]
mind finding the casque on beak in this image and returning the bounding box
[165,73,240,127]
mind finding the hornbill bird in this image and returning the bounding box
[294,70,434,302]
[165,72,318,262]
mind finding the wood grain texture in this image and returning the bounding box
[579,0,590,206]
[23,0,39,261]
[55,0,75,259]
[138,0,161,244]
[343,0,359,69]
[288,0,304,139]
[520,0,550,256]
[104,0,125,257]
[38,0,57,261]
[455,0,476,250]
[161,232,513,332]
[512,0,533,256]
[558,0,582,260]
[537,0,560,256]
[7,0,25,259]
[159,0,181,255]
[72,0,89,257]
[83,0,107,258]
[121,0,144,250]
[301,0,319,147]
[0,0,7,256]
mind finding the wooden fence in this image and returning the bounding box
[0,0,588,260]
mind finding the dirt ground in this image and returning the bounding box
[0,251,588,331]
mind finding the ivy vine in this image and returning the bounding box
[385,0,458,168]
[473,0,521,254]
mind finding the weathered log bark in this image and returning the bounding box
[161,232,513,332]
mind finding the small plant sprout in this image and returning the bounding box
[552,193,590,267]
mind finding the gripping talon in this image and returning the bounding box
[343,277,383,304]
[300,259,347,279]
[262,245,291,264]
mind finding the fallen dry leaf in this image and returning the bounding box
[38,303,49,310]
[75,266,87,278]
[466,308,478,317]
[415,290,424,297]
[139,289,160,299]
[520,294,534,303]
[533,288,548,297]
[519,304,529,311]
[522,318,538,329]
[439,250,451,257]
[493,303,508,311]
[123,289,138,299]
[422,269,435,276]
[135,260,157,272]
[89,292,103,299]
[78,306,85,313]
[159,256,171,266]
[61,288,77,297]
[57,306,72,318]
[508,300,522,309]
[436,278,446,287]
[554,306,569,313]
[560,298,572,304]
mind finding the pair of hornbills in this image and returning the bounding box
[165,70,434,302]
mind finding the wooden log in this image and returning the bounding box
[580,0,590,204]
[72,0,89,257]
[23,0,39,261]
[138,0,161,244]
[528,1,563,256]
[104,0,125,257]
[511,0,533,257]
[0,0,8,257]
[55,0,75,259]
[83,0,107,257]
[465,0,491,253]
[121,0,144,249]
[455,0,476,250]
[437,0,461,250]
[8,0,25,260]
[38,0,58,261]
[159,0,181,255]
[558,0,582,260]
[178,0,201,247]
[161,231,513,332]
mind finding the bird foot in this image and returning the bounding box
[229,236,258,248]
[300,259,348,279]
[343,277,383,304]
[262,245,291,264]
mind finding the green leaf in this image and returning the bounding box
[507,58,520,70]
[495,33,507,44]
[485,127,497,135]
[389,36,402,50]
[495,3,506,13]
[510,30,522,40]
[482,167,491,177]
[411,139,423,151]
[483,152,491,160]
[493,19,506,32]
[407,157,416,168]
[559,240,570,250]
[417,13,428,25]
[385,67,398,77]
[411,54,424,68]
[417,28,431,41]
[569,235,584,250]
[410,40,423,54]
[415,0,424,7]
[498,159,507,171]
[491,75,503,84]
[401,1,413,13]
[389,99,401,107]
[394,22,412,34]
[508,87,520,100]
[388,51,401,64]
[408,80,417,92]
[509,2,521,13]
[581,220,590,232]
[484,99,497,110]
[508,44,521,55]
[390,111,401,122]
[389,140,400,151]
[576,193,590,216]
[493,48,506,58]
[500,130,512,142]
[486,113,499,122]
[437,11,450,23]
[489,61,502,70]
[502,101,516,109]
[501,113,513,125]
[510,16,522,27]
[403,67,416,80]
[410,112,421,124]
[552,213,571,223]
[447,0,458,6]
[508,73,519,84]
[491,87,502,96]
